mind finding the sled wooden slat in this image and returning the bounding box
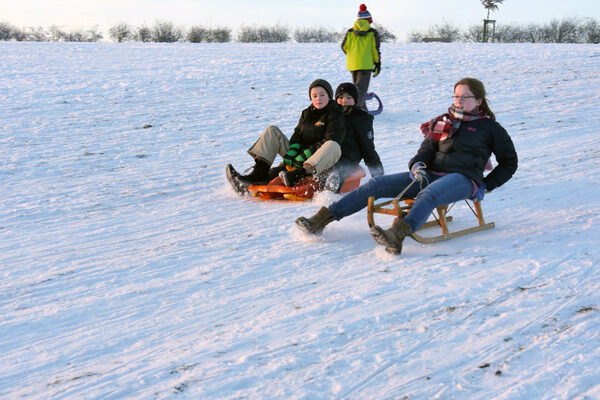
[367,196,494,244]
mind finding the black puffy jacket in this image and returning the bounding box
[409,118,517,191]
[289,100,345,155]
[338,106,384,176]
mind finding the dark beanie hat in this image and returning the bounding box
[308,79,333,100]
[335,82,359,104]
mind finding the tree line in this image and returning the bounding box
[0,20,397,43]
[0,18,598,43]
[409,17,600,44]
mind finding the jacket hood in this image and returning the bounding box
[352,19,371,33]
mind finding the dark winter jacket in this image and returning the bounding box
[408,118,518,191]
[338,106,384,176]
[289,100,346,155]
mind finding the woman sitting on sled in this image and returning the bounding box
[296,77,518,255]
[226,79,345,194]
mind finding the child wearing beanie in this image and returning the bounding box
[324,82,384,192]
[341,4,381,110]
[226,79,345,193]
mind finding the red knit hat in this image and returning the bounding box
[357,4,373,24]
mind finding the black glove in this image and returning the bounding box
[373,62,381,77]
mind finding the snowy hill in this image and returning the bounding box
[1,41,599,399]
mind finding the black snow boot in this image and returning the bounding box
[225,160,270,195]
[240,159,270,183]
[369,218,413,255]
[295,206,334,235]
[279,167,306,187]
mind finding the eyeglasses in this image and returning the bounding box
[453,95,476,100]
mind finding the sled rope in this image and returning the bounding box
[394,175,429,202]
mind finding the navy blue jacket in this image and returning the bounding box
[338,106,384,176]
[409,118,517,191]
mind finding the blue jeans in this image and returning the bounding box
[328,171,475,232]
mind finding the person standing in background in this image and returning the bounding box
[341,4,381,111]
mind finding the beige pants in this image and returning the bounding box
[248,125,341,175]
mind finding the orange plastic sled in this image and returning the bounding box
[248,166,366,201]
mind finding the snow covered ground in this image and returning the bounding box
[1,41,599,399]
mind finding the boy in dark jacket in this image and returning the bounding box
[226,79,345,194]
[324,82,384,192]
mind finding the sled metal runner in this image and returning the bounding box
[366,196,495,243]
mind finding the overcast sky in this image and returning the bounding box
[3,0,600,40]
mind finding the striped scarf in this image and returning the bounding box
[420,105,487,142]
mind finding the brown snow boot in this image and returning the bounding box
[369,217,412,255]
[295,206,334,235]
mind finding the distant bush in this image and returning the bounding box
[0,21,15,40]
[109,23,132,42]
[581,18,600,44]
[407,21,462,43]
[11,27,27,41]
[187,26,231,42]
[86,26,103,42]
[413,17,600,43]
[151,21,182,43]
[135,26,152,42]
[372,24,397,42]
[47,25,65,41]
[187,26,207,43]
[25,26,49,42]
[1,17,599,43]
[238,24,289,42]
[293,27,337,43]
[208,27,231,43]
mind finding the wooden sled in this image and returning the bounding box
[366,195,495,243]
[249,166,366,201]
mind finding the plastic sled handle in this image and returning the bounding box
[366,92,383,116]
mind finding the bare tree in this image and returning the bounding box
[0,22,15,40]
[187,26,207,42]
[109,23,132,42]
[238,24,289,42]
[135,26,152,42]
[26,26,48,41]
[293,27,336,43]
[406,31,423,43]
[151,21,182,43]
[65,29,87,42]
[434,21,462,42]
[463,25,484,42]
[48,25,66,41]
[372,24,396,42]
[581,18,600,43]
[87,26,103,42]
[206,27,231,42]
